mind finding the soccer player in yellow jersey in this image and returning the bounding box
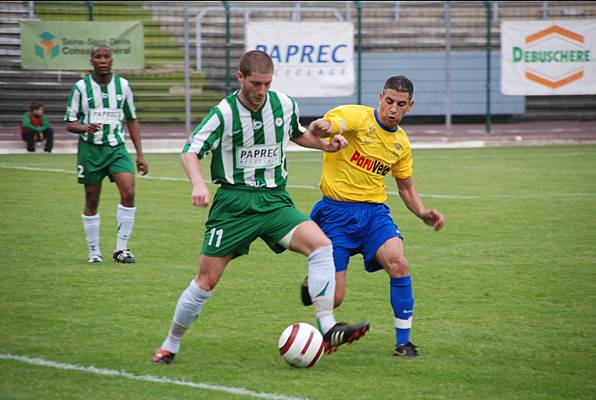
[302,76,445,357]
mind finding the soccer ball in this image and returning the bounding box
[278,323,325,368]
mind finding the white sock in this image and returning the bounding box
[161,279,213,353]
[81,214,101,257]
[308,245,337,334]
[116,204,136,251]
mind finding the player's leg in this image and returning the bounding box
[78,140,109,263]
[82,183,103,262]
[42,127,53,152]
[360,203,417,356]
[109,146,137,263]
[155,186,257,364]
[284,220,369,353]
[286,220,337,332]
[375,237,417,356]
[111,172,137,263]
[23,128,36,152]
[334,270,347,308]
[301,197,356,308]
[153,254,233,364]
[303,270,347,309]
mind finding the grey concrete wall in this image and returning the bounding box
[297,51,525,118]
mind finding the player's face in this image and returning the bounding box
[378,89,413,129]
[32,106,44,117]
[90,48,113,75]
[237,71,272,110]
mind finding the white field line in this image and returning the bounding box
[415,150,596,160]
[1,163,595,200]
[0,353,308,400]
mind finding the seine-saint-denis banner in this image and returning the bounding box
[20,21,144,70]
[245,22,354,97]
[501,20,596,95]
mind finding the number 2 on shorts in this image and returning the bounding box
[77,165,85,178]
[208,228,223,248]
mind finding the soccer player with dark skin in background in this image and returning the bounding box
[65,44,148,264]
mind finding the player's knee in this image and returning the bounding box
[195,275,216,292]
[315,236,332,249]
[386,256,409,278]
[121,188,135,205]
[307,223,332,251]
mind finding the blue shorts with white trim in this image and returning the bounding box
[310,196,403,273]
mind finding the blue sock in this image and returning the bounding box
[390,276,414,346]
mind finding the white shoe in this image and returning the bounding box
[88,254,103,263]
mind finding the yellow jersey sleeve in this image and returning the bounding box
[324,105,368,136]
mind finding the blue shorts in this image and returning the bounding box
[310,196,402,273]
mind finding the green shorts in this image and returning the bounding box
[201,185,309,257]
[76,140,135,185]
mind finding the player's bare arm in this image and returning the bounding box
[126,118,148,175]
[291,130,347,152]
[307,118,333,138]
[396,176,445,231]
[180,152,210,208]
[66,121,102,134]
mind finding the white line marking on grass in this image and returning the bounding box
[416,151,596,160]
[1,164,595,200]
[0,353,308,400]
[0,164,73,173]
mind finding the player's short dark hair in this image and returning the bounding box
[239,50,274,77]
[383,76,414,99]
[30,101,43,111]
[91,43,112,57]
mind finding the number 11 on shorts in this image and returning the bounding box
[208,228,223,248]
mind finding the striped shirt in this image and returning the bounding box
[183,90,305,189]
[64,74,136,146]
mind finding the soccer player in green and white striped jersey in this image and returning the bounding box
[65,44,148,264]
[152,50,370,365]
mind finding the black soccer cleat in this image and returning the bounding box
[152,349,176,365]
[113,249,136,264]
[393,341,418,357]
[300,276,313,306]
[323,321,370,354]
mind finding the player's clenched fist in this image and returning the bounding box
[191,182,210,207]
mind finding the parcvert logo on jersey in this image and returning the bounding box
[349,150,390,176]
[513,25,590,88]
[35,32,60,60]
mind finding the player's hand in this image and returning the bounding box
[421,209,445,231]
[191,182,210,208]
[308,118,332,137]
[87,123,102,133]
[325,134,348,152]
[136,157,149,176]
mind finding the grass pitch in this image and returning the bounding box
[1,145,595,400]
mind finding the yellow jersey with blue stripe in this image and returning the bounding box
[319,105,413,203]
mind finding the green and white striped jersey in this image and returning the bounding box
[182,90,305,189]
[64,74,136,146]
